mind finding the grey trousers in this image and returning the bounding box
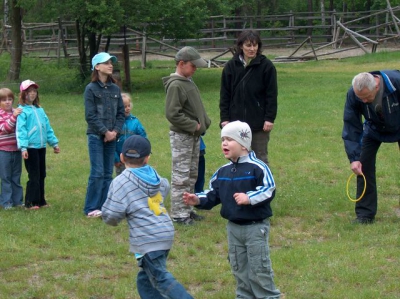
[227,220,281,299]
[251,130,271,165]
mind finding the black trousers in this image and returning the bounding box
[356,136,382,219]
[24,148,47,207]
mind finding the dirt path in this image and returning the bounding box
[143,44,399,62]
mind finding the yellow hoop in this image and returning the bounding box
[346,173,366,202]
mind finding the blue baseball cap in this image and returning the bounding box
[91,52,117,70]
[122,135,151,158]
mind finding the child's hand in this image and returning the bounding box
[13,108,22,116]
[183,192,200,206]
[233,193,250,205]
[54,146,60,154]
[22,151,28,159]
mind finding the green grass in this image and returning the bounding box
[0,51,399,298]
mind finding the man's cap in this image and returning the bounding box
[175,46,208,68]
[20,80,39,92]
[91,52,117,70]
[221,121,252,151]
[122,135,151,158]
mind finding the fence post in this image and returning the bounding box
[141,28,147,69]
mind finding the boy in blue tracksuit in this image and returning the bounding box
[114,92,147,176]
[102,135,193,299]
[183,121,280,299]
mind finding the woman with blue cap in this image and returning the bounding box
[83,52,125,218]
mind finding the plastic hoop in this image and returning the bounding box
[346,173,366,202]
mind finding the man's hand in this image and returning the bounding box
[351,161,363,175]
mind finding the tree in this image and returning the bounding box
[6,0,22,82]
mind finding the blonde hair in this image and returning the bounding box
[121,92,132,102]
[0,88,15,101]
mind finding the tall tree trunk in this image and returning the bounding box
[7,0,22,81]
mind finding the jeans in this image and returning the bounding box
[0,150,23,207]
[194,153,205,193]
[83,134,116,215]
[136,250,193,299]
[24,148,47,207]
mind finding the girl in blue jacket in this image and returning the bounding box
[16,80,60,209]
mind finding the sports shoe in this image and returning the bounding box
[173,217,195,225]
[87,210,102,218]
[352,217,375,225]
[189,211,204,221]
[4,205,13,210]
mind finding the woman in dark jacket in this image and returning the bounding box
[220,30,278,164]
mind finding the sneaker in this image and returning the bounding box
[189,211,204,221]
[173,217,195,225]
[87,210,102,218]
[4,205,13,210]
[352,217,375,225]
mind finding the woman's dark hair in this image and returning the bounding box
[235,30,263,56]
[91,69,116,83]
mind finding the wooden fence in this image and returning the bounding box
[1,6,400,65]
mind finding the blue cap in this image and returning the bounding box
[122,135,151,158]
[91,52,117,70]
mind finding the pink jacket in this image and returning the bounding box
[0,108,19,151]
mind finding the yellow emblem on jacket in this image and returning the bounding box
[148,192,167,216]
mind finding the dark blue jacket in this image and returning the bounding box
[196,151,276,223]
[342,70,400,162]
[84,80,125,136]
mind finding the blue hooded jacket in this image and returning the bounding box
[342,70,400,162]
[16,104,58,151]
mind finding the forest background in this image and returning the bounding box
[2,0,400,84]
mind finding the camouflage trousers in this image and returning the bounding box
[169,131,200,219]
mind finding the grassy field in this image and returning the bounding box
[0,51,399,299]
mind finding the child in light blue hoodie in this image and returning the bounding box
[102,135,193,299]
[16,80,60,209]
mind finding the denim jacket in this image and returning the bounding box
[84,80,125,136]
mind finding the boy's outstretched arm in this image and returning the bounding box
[183,192,200,206]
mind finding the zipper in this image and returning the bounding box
[32,107,44,147]
[385,96,391,114]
